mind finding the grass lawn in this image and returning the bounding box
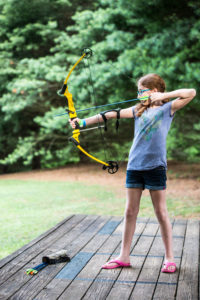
[0,179,199,259]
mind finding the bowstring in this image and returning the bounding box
[55,97,139,117]
[102,58,138,168]
[85,54,127,168]
[82,50,148,170]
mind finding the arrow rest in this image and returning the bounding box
[103,161,119,174]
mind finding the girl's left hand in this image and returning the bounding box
[69,118,80,129]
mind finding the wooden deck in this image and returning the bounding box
[0,215,199,300]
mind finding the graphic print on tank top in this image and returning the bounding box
[139,110,164,141]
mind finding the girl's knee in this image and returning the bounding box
[125,207,139,219]
[155,209,169,223]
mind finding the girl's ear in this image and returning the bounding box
[152,88,158,92]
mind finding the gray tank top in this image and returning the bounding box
[127,101,175,170]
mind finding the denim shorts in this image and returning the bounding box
[126,166,167,190]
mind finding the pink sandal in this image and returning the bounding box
[102,259,131,269]
[161,261,176,273]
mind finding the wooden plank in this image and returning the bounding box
[104,220,150,300]
[176,220,199,300]
[0,215,99,300]
[131,218,159,256]
[0,214,85,285]
[28,215,115,299]
[153,218,187,299]
[58,217,125,300]
[82,218,158,300]
[8,215,102,300]
[58,219,149,300]
[0,216,199,300]
[129,257,163,300]
[129,219,165,299]
[113,217,150,255]
[0,215,73,269]
[106,257,145,300]
[58,254,112,300]
[78,219,125,300]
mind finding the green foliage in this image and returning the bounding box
[0,0,200,173]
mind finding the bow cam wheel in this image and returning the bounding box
[102,161,118,174]
[82,48,93,58]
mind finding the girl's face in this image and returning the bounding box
[137,84,159,104]
[137,84,150,99]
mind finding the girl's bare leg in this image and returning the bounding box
[150,189,174,262]
[103,188,143,267]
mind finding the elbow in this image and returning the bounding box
[190,88,196,98]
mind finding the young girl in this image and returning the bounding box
[69,73,196,273]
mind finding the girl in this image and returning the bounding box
[69,73,196,273]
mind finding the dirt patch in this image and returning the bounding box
[0,162,200,203]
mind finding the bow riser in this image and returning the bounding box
[64,88,77,120]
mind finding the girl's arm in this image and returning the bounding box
[69,107,134,129]
[167,89,196,114]
[150,89,196,114]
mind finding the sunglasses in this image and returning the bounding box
[137,89,151,95]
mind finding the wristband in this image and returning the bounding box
[78,119,86,128]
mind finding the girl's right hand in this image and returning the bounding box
[149,92,166,102]
[69,118,80,129]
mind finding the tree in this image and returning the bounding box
[0,0,200,173]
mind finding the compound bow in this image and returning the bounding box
[58,48,118,174]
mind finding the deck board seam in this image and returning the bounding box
[0,216,199,300]
[0,215,87,287]
[79,217,128,299]
[102,218,151,300]
[0,215,98,299]
[0,215,75,269]
[58,216,123,300]
[14,215,101,300]
[174,219,188,298]
[151,219,176,300]
[128,219,162,299]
